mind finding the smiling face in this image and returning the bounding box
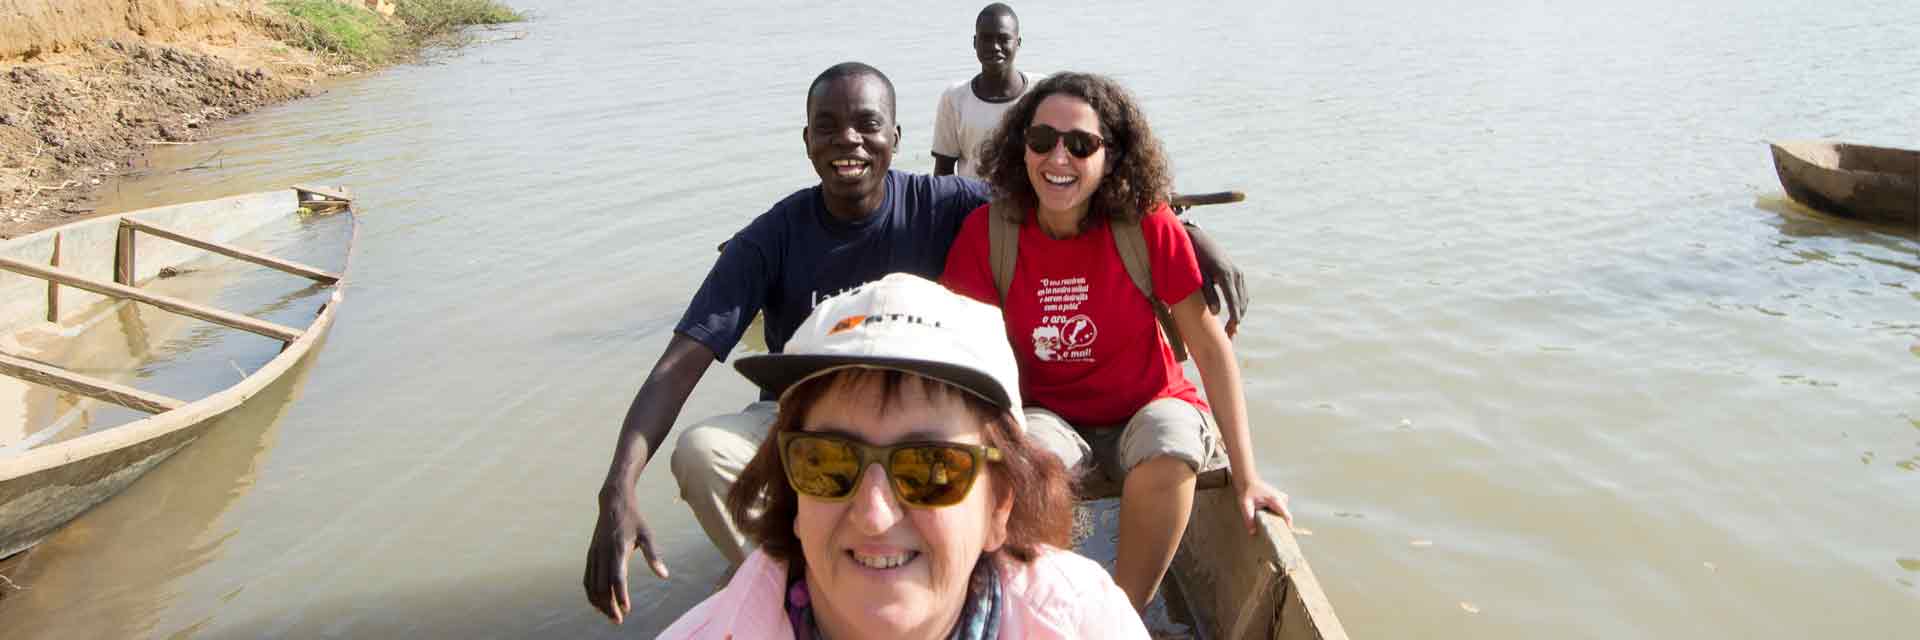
[1024,93,1109,222]
[804,74,899,219]
[973,13,1020,71]
[792,373,1011,640]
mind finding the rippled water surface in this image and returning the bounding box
[2,1,1916,637]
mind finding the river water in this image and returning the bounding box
[2,0,1916,637]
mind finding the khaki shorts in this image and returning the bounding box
[1023,397,1227,483]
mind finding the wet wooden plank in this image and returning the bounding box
[291,184,352,202]
[0,351,184,414]
[115,223,135,286]
[0,256,302,342]
[45,233,60,322]
[120,218,339,284]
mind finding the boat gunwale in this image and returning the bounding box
[1769,139,1919,229]
[1771,139,1919,178]
[1172,487,1348,640]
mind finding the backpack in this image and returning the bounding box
[986,200,1189,362]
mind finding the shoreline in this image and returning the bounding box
[0,0,523,239]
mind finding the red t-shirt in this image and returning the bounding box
[941,202,1208,427]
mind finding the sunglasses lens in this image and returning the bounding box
[1061,132,1096,158]
[1024,125,1058,155]
[1024,125,1099,159]
[785,436,861,499]
[889,445,979,506]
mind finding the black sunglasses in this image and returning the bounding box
[1024,124,1105,159]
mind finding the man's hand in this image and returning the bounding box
[584,484,669,624]
[1184,221,1249,336]
[581,335,716,624]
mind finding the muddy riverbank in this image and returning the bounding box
[0,0,520,238]
[0,1,334,237]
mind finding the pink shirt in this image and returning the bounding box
[657,545,1148,639]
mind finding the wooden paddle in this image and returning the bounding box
[715,190,1248,252]
[1169,191,1246,210]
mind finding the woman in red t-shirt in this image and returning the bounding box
[939,72,1293,612]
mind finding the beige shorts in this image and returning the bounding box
[1023,397,1227,483]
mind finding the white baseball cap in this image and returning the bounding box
[734,273,1024,432]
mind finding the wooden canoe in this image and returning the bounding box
[0,186,356,560]
[1769,140,1919,227]
[1080,469,1348,639]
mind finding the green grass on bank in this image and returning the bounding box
[272,0,525,65]
[397,0,524,36]
[274,0,398,64]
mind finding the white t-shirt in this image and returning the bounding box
[932,71,1042,179]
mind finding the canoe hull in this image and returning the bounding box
[0,188,352,559]
[0,398,212,559]
[1169,488,1347,640]
[1770,140,1919,227]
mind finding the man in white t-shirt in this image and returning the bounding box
[932,3,1041,179]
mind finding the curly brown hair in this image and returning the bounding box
[726,368,1075,564]
[977,71,1173,223]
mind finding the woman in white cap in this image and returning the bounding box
[658,273,1147,639]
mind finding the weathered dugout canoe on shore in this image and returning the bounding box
[1769,140,1919,228]
[0,186,356,560]
[1081,469,1348,640]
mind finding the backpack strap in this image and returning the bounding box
[987,200,1021,304]
[1111,216,1190,362]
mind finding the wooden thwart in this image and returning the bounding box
[120,218,340,284]
[46,234,61,321]
[0,352,185,414]
[115,222,136,285]
[0,256,303,342]
[1078,466,1231,501]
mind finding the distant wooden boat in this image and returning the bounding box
[0,186,357,560]
[1770,140,1919,227]
[1081,469,1348,640]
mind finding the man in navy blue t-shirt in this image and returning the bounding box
[582,61,1242,624]
[678,169,985,360]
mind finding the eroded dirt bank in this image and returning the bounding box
[0,0,344,238]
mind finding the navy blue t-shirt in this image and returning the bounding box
[676,170,990,363]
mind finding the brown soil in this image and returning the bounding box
[1,1,357,239]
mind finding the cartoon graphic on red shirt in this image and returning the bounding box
[1031,276,1100,362]
[1032,314,1098,362]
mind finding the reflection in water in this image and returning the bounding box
[0,353,317,638]
[1755,195,1920,243]
[117,300,152,363]
[1852,252,1920,276]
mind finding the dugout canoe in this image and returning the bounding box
[1769,140,1919,227]
[1081,469,1348,640]
[0,186,356,560]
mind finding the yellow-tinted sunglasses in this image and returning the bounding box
[777,431,1003,508]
